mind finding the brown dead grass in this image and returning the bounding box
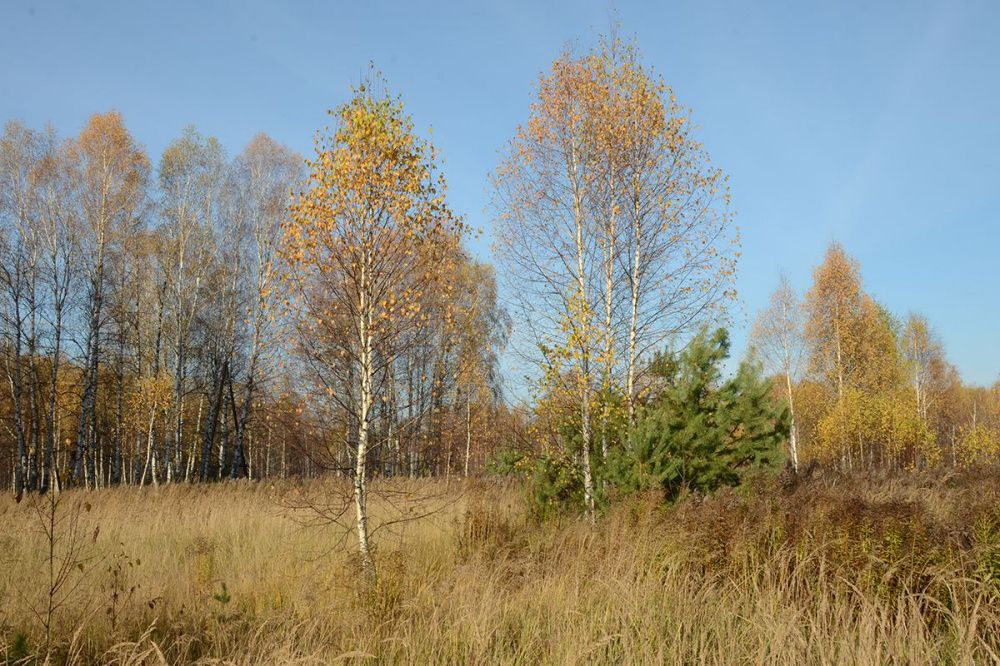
[2,471,1000,664]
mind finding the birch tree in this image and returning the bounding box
[451,261,509,477]
[0,121,44,495]
[224,134,302,478]
[750,275,805,471]
[901,313,943,424]
[614,59,736,433]
[493,50,602,516]
[158,128,224,482]
[805,244,903,400]
[67,112,149,487]
[35,130,76,492]
[284,80,464,574]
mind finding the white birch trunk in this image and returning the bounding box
[626,194,642,443]
[464,392,472,478]
[354,251,374,576]
[571,144,595,518]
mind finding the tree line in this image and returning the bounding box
[751,242,1000,473]
[0,110,510,497]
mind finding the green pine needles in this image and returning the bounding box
[609,328,788,501]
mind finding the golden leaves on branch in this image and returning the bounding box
[279,76,467,401]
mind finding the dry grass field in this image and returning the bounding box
[3,472,1000,664]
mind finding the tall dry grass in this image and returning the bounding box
[2,470,1000,664]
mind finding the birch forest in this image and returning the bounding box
[0,115,510,495]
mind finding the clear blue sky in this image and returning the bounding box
[2,0,998,386]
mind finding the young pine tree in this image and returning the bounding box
[609,328,787,501]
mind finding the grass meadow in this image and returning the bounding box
[3,471,1000,664]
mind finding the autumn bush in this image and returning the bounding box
[3,472,1000,664]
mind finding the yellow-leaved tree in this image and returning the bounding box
[801,242,937,469]
[283,77,465,575]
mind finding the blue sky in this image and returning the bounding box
[2,0,998,386]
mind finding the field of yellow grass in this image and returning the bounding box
[3,472,1000,664]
